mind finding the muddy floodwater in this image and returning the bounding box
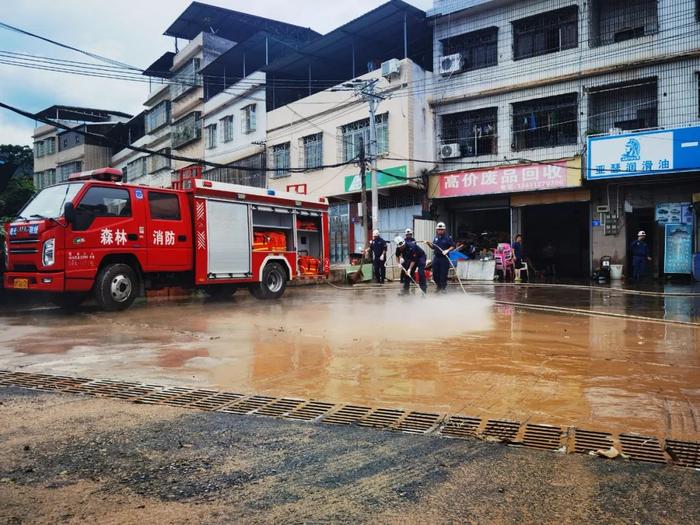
[0,285,698,441]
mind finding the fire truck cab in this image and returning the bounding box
[3,168,330,310]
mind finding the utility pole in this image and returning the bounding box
[331,78,385,233]
[360,79,384,233]
[359,138,369,249]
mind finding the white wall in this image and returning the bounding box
[202,71,267,166]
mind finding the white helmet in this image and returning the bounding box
[373,229,380,236]
[394,236,405,247]
[404,228,413,236]
[436,222,446,229]
[638,230,646,236]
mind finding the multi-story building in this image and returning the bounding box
[32,105,131,189]
[265,0,433,262]
[112,3,318,188]
[200,28,319,187]
[427,0,700,278]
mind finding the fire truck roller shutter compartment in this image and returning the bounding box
[206,200,251,277]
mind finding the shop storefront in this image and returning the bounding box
[324,165,423,263]
[430,157,589,278]
[587,126,700,280]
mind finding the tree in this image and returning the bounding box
[0,144,35,221]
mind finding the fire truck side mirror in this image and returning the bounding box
[64,202,75,225]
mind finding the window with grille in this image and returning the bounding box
[205,124,217,149]
[57,162,82,182]
[204,152,266,188]
[512,93,578,150]
[272,142,290,178]
[241,104,257,133]
[145,100,171,133]
[441,108,498,157]
[590,0,658,47]
[172,112,201,148]
[127,157,148,181]
[513,6,578,60]
[45,137,55,155]
[220,115,234,142]
[341,114,388,162]
[588,78,658,134]
[441,27,498,72]
[171,58,201,100]
[34,141,44,158]
[148,148,171,173]
[301,133,323,169]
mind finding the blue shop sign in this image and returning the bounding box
[586,126,700,180]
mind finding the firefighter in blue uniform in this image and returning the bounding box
[395,236,427,293]
[630,230,651,281]
[365,229,388,284]
[426,222,455,292]
[396,228,414,285]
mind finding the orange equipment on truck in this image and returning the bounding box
[3,167,330,311]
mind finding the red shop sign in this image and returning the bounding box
[437,160,569,198]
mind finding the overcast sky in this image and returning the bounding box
[0,0,432,147]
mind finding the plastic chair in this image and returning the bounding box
[494,243,515,281]
[514,261,528,282]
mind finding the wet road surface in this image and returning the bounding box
[0,284,698,441]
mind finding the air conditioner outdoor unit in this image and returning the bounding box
[439,53,463,76]
[440,143,461,159]
[381,58,401,79]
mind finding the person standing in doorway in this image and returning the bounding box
[542,241,556,277]
[426,222,455,293]
[513,234,524,267]
[630,230,652,281]
[365,229,387,284]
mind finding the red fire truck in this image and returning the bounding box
[3,167,330,310]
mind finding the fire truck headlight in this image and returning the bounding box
[42,238,55,267]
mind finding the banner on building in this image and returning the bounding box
[587,126,700,180]
[344,165,407,193]
[434,158,580,198]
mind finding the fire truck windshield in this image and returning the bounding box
[17,183,84,221]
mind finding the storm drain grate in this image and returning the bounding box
[219,395,276,414]
[189,392,244,411]
[396,412,441,434]
[572,429,614,454]
[1,372,55,388]
[522,424,564,451]
[285,401,336,421]
[257,398,306,417]
[439,416,482,438]
[134,387,193,405]
[43,376,94,392]
[358,408,405,429]
[0,370,12,383]
[482,419,520,442]
[665,439,700,469]
[161,389,219,407]
[322,405,372,425]
[619,434,667,464]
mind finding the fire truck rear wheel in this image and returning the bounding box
[250,262,287,300]
[95,263,138,311]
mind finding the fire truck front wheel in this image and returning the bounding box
[250,262,287,300]
[95,263,138,311]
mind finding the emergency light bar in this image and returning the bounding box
[68,167,124,182]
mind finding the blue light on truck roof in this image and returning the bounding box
[267,189,276,195]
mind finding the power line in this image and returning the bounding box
[0,100,359,174]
